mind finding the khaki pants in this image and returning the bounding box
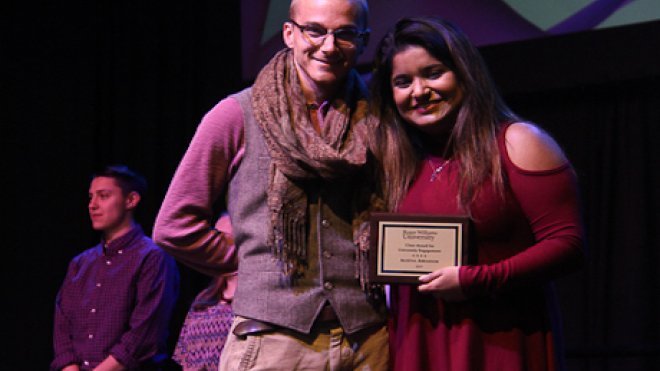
[219,316,389,371]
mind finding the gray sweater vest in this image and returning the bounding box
[227,88,386,334]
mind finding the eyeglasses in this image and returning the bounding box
[289,19,369,48]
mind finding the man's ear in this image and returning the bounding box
[283,22,295,49]
[125,191,141,210]
[356,32,370,56]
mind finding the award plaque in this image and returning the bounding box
[369,213,470,284]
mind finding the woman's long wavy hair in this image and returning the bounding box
[369,17,522,212]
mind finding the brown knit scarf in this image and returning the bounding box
[251,49,383,288]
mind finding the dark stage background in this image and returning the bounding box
[5,1,659,370]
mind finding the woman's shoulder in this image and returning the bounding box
[503,122,567,171]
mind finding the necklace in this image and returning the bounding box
[427,158,449,182]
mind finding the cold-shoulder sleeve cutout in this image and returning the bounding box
[504,122,567,172]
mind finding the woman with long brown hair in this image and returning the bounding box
[370,17,585,370]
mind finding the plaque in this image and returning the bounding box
[369,213,470,284]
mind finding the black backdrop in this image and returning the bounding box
[5,1,659,370]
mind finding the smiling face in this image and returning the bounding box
[88,176,138,241]
[391,45,463,136]
[283,0,366,101]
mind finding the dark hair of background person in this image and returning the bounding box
[92,165,148,198]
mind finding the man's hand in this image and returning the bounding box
[93,355,126,371]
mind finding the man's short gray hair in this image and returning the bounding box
[289,0,369,28]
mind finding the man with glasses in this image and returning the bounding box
[154,0,389,369]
